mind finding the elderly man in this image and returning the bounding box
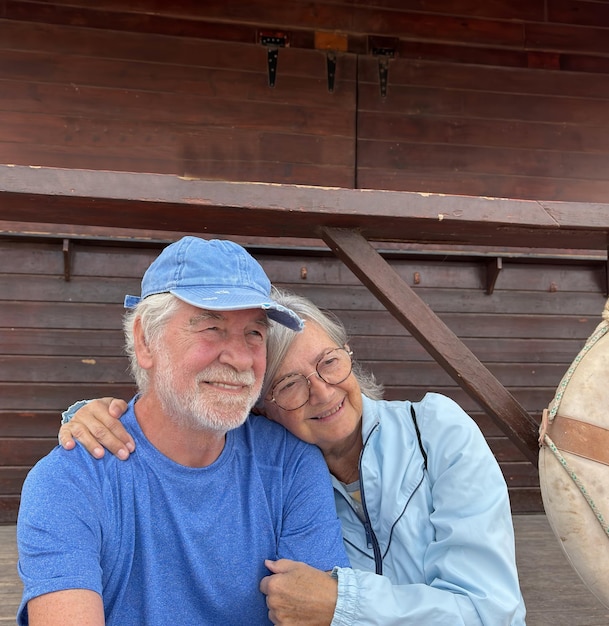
[17,236,349,625]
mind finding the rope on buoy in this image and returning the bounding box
[540,302,609,539]
[543,435,609,539]
[546,322,609,422]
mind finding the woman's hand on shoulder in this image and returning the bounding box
[58,397,134,460]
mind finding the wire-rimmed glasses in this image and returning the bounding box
[269,347,353,411]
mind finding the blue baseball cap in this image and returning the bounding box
[124,236,304,331]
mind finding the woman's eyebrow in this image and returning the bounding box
[277,347,338,378]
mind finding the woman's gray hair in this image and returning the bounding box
[123,292,181,393]
[259,288,384,408]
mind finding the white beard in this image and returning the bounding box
[153,354,261,433]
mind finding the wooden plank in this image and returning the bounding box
[3,273,606,315]
[384,386,552,415]
[3,165,609,249]
[501,461,540,488]
[487,437,537,463]
[0,412,60,437]
[549,0,609,27]
[356,168,609,204]
[0,496,20,524]
[359,141,609,183]
[510,490,544,513]
[0,356,130,383]
[0,276,141,304]
[0,226,606,262]
[0,1,532,47]
[395,40,530,68]
[351,0,542,21]
[350,336,587,364]
[287,286,607,316]
[357,75,609,126]
[0,78,354,138]
[0,467,29,494]
[2,302,600,340]
[0,112,355,171]
[561,53,609,74]
[0,144,356,187]
[320,227,540,463]
[265,258,607,293]
[1,302,125,329]
[363,57,609,99]
[0,329,126,356]
[526,21,609,55]
[303,310,599,340]
[367,362,569,388]
[2,244,605,293]
[0,439,57,466]
[0,383,136,411]
[358,112,609,154]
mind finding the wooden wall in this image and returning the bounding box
[1,236,606,522]
[3,1,609,521]
[1,1,609,201]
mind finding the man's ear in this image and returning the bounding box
[133,317,154,370]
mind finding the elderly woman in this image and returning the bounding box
[59,289,526,625]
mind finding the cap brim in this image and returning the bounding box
[172,286,304,331]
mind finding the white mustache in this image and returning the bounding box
[196,366,256,387]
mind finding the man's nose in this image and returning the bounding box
[217,334,255,371]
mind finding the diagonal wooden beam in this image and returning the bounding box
[320,227,539,464]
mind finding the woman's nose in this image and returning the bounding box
[307,372,334,405]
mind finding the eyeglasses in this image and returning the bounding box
[269,348,353,411]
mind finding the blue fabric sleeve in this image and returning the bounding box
[276,439,350,570]
[61,399,91,425]
[17,448,107,624]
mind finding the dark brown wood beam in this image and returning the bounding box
[2,165,609,251]
[320,227,540,465]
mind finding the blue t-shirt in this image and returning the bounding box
[17,400,349,625]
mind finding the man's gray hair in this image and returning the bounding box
[123,293,181,393]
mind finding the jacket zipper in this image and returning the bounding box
[358,424,383,575]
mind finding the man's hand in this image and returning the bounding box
[260,559,337,626]
[58,397,134,460]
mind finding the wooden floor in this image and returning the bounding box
[1,515,608,625]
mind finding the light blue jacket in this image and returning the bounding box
[330,393,526,625]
